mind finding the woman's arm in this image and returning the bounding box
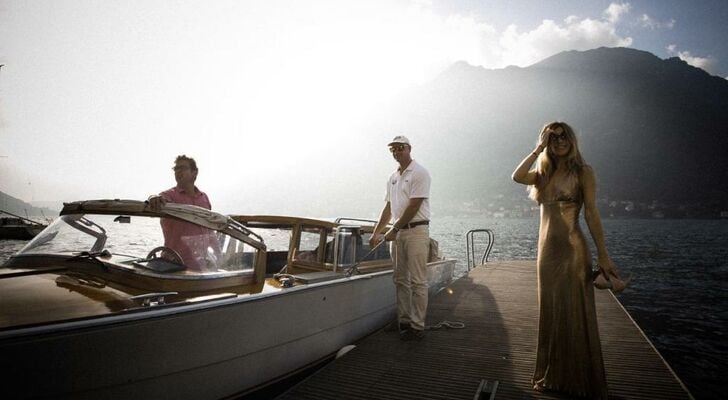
[512,130,549,185]
[512,147,542,185]
[582,166,621,279]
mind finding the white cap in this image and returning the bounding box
[388,135,410,146]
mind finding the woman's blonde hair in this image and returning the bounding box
[528,121,586,202]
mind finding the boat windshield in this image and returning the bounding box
[18,213,257,274]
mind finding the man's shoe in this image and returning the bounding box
[400,328,424,341]
[385,321,411,333]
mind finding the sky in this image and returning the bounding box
[1,0,727,216]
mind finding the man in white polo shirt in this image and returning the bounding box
[370,135,432,341]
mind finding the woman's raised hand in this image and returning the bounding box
[536,128,551,153]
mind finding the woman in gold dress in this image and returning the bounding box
[512,121,629,398]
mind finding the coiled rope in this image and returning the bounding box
[425,320,466,330]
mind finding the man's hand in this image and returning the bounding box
[369,233,383,247]
[383,227,398,242]
[147,195,166,211]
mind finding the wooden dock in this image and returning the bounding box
[278,260,694,400]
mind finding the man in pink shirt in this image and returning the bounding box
[148,155,217,271]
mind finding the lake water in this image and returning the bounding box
[2,217,726,399]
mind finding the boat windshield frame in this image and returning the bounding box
[6,200,268,288]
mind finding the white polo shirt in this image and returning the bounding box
[385,160,431,222]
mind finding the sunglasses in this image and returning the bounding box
[549,132,569,143]
[389,144,407,153]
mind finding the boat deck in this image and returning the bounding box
[278,260,693,400]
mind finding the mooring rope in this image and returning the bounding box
[426,320,466,330]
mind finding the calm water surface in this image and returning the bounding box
[2,217,726,399]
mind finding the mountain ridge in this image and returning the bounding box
[0,191,58,218]
[381,46,728,214]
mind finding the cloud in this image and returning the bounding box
[604,2,632,24]
[640,14,675,30]
[444,2,632,69]
[299,1,636,82]
[380,2,635,72]
[494,15,632,68]
[666,44,718,74]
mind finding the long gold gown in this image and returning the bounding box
[532,172,608,399]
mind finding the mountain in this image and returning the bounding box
[378,47,728,215]
[0,190,58,218]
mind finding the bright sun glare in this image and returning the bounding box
[236,2,457,149]
[186,2,468,176]
[1,1,481,205]
[1,0,641,206]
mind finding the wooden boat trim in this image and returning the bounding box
[231,215,339,229]
[5,252,265,292]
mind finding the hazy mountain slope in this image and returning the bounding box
[382,47,728,209]
[0,191,58,218]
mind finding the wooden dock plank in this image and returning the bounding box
[279,260,693,399]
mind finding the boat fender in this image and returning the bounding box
[336,345,356,359]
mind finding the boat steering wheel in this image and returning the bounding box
[146,246,184,265]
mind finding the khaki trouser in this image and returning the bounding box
[392,225,430,331]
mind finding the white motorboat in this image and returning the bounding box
[0,200,454,399]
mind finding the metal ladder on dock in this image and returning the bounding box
[466,228,494,271]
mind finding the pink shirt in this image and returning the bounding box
[160,185,211,209]
[159,186,217,272]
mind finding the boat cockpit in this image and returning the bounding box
[2,200,268,294]
[2,202,397,298]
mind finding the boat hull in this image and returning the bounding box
[0,260,455,399]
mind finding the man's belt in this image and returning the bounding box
[400,220,429,229]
